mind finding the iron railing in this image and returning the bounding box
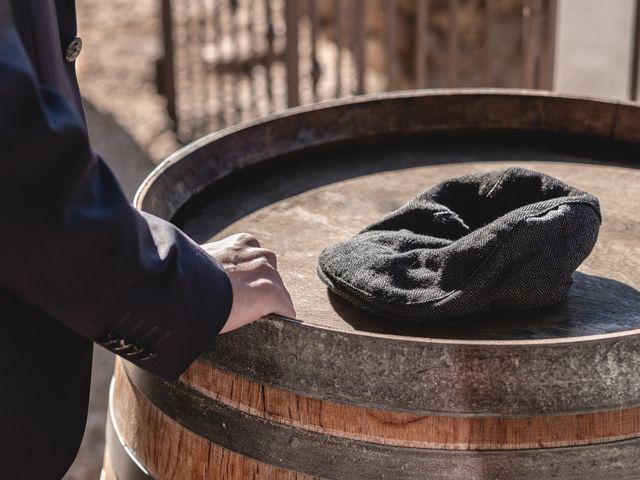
[157,0,560,142]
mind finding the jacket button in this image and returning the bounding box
[65,37,83,62]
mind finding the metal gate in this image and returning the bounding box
[157,0,559,141]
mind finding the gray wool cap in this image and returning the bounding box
[317,167,601,322]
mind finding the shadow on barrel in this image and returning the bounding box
[325,272,640,478]
[328,272,640,340]
[174,134,639,243]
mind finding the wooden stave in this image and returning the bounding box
[102,398,152,480]
[178,360,640,451]
[108,358,640,480]
[109,359,316,480]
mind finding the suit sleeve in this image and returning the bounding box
[0,12,233,380]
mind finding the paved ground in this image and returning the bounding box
[63,0,637,478]
[61,101,155,480]
[63,2,163,476]
[74,0,180,165]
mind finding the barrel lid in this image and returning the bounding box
[136,91,640,415]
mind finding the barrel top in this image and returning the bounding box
[181,149,639,342]
[136,91,640,414]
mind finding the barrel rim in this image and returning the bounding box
[205,316,640,416]
[134,88,640,210]
[134,88,638,211]
[263,315,640,347]
[133,89,640,348]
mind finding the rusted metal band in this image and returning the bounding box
[202,317,640,416]
[124,363,640,480]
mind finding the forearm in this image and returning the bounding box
[0,17,232,380]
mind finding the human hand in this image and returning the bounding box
[201,233,296,334]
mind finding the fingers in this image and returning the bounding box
[274,289,297,318]
[269,268,295,314]
[266,276,296,319]
[232,232,261,248]
[242,247,277,268]
[262,283,297,319]
[249,263,296,319]
[206,232,297,330]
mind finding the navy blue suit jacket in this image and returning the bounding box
[0,1,232,478]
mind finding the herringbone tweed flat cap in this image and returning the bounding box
[317,167,601,321]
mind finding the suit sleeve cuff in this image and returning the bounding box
[95,236,233,381]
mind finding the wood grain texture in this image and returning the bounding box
[182,157,640,341]
[135,91,640,220]
[101,451,116,480]
[110,360,317,480]
[107,358,640,480]
[122,92,640,478]
[175,143,640,416]
[181,360,640,450]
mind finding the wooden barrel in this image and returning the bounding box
[103,90,640,480]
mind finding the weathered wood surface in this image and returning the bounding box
[110,360,316,480]
[108,357,640,480]
[135,90,640,219]
[181,155,640,341]
[181,360,640,450]
[166,142,640,416]
[112,92,640,479]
